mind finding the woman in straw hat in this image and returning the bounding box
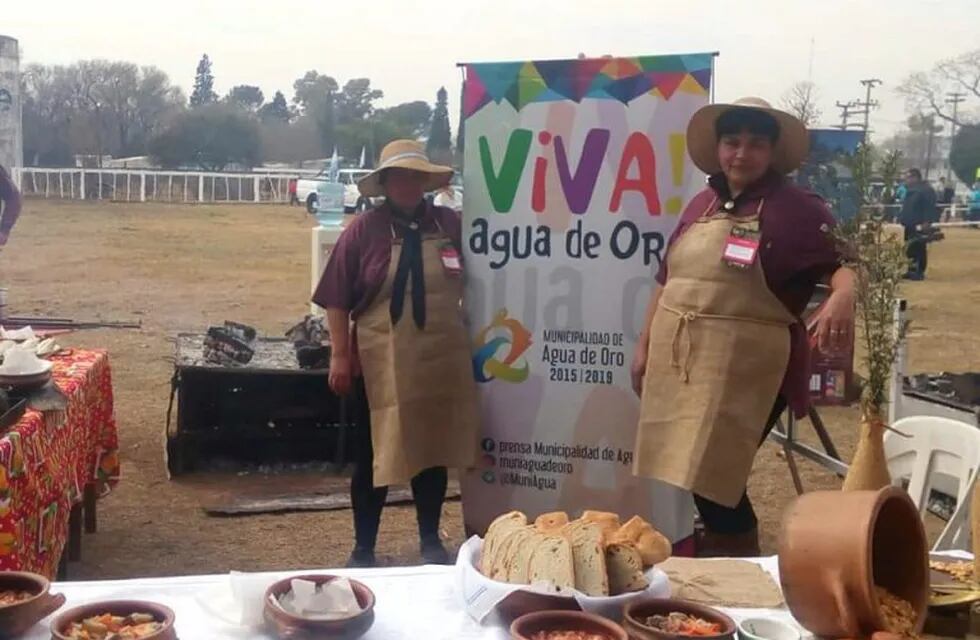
[313,140,479,567]
[630,98,856,556]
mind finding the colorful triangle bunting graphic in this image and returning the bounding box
[648,72,687,100]
[473,62,524,103]
[462,54,712,116]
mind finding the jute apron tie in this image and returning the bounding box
[661,304,790,383]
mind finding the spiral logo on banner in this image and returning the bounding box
[472,309,532,383]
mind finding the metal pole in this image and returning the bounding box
[859,78,882,133]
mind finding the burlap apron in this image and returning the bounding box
[356,222,480,487]
[634,199,794,508]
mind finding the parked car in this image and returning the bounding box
[296,169,376,214]
[430,173,464,211]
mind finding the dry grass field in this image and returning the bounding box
[3,199,978,579]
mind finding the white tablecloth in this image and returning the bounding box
[29,553,968,640]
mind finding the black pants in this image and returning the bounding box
[904,225,928,275]
[349,377,448,551]
[693,397,787,535]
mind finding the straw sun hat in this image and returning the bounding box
[686,97,810,175]
[357,140,453,197]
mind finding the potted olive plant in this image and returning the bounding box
[835,145,910,492]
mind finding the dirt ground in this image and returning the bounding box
[3,199,978,580]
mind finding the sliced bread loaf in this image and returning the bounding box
[606,542,649,595]
[564,522,609,596]
[527,533,576,593]
[534,511,570,532]
[481,511,527,575]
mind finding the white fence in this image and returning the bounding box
[10,167,299,204]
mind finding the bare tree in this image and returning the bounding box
[780,81,822,127]
[897,49,980,127]
[21,60,185,165]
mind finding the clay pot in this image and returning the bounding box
[510,611,628,640]
[51,601,176,640]
[778,487,928,639]
[623,598,736,640]
[0,571,65,637]
[842,414,892,492]
[263,574,376,640]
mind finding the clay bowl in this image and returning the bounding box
[264,574,375,640]
[0,571,66,637]
[51,600,176,640]
[778,487,929,639]
[623,598,736,640]
[511,610,628,640]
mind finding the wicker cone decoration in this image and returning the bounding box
[842,412,892,492]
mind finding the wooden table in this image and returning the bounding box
[0,349,120,579]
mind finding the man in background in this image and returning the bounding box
[936,177,955,220]
[900,168,937,281]
[0,165,22,246]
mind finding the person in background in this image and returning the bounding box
[899,168,937,281]
[0,165,23,246]
[968,181,980,224]
[631,97,854,556]
[936,177,955,221]
[313,140,479,568]
[895,181,908,204]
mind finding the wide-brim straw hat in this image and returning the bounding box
[357,140,453,197]
[687,97,810,175]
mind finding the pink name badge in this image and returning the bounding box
[723,236,759,267]
[440,244,462,275]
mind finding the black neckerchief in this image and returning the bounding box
[707,170,783,214]
[389,202,427,329]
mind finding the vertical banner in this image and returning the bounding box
[460,54,714,545]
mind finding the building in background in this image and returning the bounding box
[0,36,22,170]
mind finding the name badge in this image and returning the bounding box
[722,227,760,267]
[440,242,462,276]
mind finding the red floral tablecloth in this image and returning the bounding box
[0,349,120,577]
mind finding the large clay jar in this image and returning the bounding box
[778,487,928,639]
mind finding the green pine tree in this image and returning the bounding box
[426,87,453,165]
[190,54,218,107]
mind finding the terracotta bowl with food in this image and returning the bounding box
[623,598,736,640]
[264,574,376,640]
[0,571,66,637]
[50,600,176,640]
[510,610,629,640]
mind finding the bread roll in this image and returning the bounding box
[612,515,672,567]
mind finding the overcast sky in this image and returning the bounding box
[5,0,979,140]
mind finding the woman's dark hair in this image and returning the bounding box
[716,107,780,143]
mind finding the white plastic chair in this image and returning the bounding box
[884,415,980,551]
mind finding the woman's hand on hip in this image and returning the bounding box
[813,288,855,354]
[329,353,353,396]
[630,342,648,397]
